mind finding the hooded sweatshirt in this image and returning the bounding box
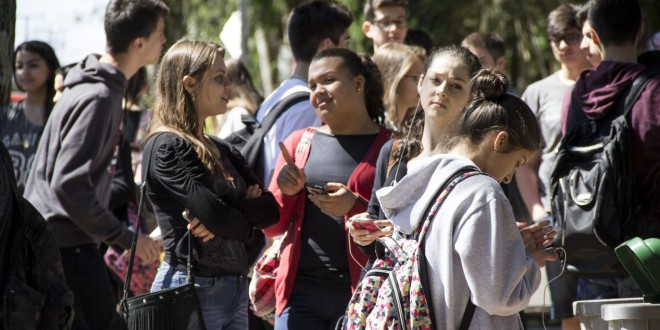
[377,155,541,329]
[24,54,133,249]
[561,61,660,228]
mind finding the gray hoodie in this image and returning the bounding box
[24,54,133,249]
[377,154,541,329]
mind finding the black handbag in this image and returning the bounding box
[120,134,206,329]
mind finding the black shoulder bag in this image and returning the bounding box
[120,134,206,329]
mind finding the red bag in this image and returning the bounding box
[248,233,286,320]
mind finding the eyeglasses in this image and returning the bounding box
[373,19,407,30]
[550,33,582,46]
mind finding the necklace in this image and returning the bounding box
[19,102,44,150]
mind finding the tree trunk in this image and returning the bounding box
[0,0,16,107]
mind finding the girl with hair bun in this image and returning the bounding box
[373,69,557,329]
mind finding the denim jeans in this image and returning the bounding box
[274,281,351,330]
[151,261,248,330]
[60,244,124,330]
[577,276,642,300]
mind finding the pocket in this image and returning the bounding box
[194,277,218,295]
[3,274,45,330]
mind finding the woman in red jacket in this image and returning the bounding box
[263,48,390,329]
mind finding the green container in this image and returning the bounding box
[615,237,660,303]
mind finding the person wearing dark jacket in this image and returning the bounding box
[23,1,169,328]
[145,39,279,329]
[559,0,660,319]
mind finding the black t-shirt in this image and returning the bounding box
[297,131,377,290]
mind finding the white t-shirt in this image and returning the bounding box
[256,77,320,185]
[521,72,573,211]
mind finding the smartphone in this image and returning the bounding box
[305,183,328,195]
[350,215,381,232]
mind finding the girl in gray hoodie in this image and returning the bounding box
[375,70,557,329]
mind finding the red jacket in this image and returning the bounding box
[263,126,390,316]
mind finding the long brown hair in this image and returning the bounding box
[148,39,226,177]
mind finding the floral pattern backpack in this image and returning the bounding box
[342,168,481,330]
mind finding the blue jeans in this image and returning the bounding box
[60,244,124,330]
[274,281,351,330]
[577,276,642,300]
[151,261,248,330]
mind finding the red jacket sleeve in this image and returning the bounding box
[263,129,306,237]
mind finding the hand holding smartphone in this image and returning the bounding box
[305,183,328,195]
[350,214,381,232]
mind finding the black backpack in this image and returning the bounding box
[0,145,74,329]
[549,70,656,277]
[224,91,310,183]
[224,91,310,267]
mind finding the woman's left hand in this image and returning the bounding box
[308,182,356,217]
[518,220,556,250]
[245,184,262,199]
[187,218,215,242]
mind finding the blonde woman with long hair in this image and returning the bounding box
[144,39,279,329]
[372,42,425,130]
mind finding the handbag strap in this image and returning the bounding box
[122,133,195,301]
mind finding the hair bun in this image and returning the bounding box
[471,69,509,100]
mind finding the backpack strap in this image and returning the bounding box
[622,69,655,120]
[242,91,311,169]
[415,166,484,330]
[294,127,317,164]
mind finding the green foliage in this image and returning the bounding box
[164,0,660,94]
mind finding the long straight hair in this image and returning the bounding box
[148,39,226,177]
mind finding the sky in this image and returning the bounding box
[15,0,107,66]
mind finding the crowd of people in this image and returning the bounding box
[1,0,658,329]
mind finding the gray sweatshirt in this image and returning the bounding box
[377,154,541,329]
[24,54,133,249]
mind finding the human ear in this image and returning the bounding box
[417,74,425,94]
[495,56,506,71]
[636,22,645,44]
[317,38,334,54]
[355,76,365,93]
[493,131,509,152]
[362,21,373,39]
[132,37,145,51]
[182,75,197,94]
[591,29,603,50]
